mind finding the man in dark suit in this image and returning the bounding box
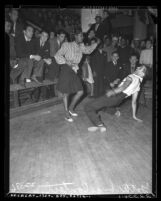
[104,51,124,89]
[90,43,107,97]
[97,10,112,41]
[87,15,102,40]
[117,36,133,66]
[32,31,51,83]
[8,8,24,39]
[46,29,66,81]
[12,25,40,87]
[103,51,124,115]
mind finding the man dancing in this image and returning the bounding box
[84,65,147,132]
[54,29,100,122]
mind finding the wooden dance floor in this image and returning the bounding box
[9,97,152,195]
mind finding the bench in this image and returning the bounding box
[10,79,58,108]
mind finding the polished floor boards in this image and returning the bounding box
[9,98,153,195]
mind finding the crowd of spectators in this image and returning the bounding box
[5,8,154,102]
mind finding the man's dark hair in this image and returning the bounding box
[130,53,138,59]
[23,23,34,31]
[56,29,66,36]
[74,28,82,35]
[97,42,104,49]
[112,51,119,56]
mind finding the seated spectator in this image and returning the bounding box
[140,40,146,50]
[5,18,10,83]
[34,30,41,39]
[82,55,94,97]
[122,54,140,81]
[104,51,124,91]
[32,31,51,83]
[90,43,107,97]
[139,39,153,79]
[11,24,36,87]
[46,29,66,82]
[117,36,133,66]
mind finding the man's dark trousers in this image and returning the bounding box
[84,92,126,126]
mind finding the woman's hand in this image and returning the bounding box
[106,90,115,97]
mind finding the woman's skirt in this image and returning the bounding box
[57,64,83,94]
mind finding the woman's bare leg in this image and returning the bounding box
[69,90,84,112]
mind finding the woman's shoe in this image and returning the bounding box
[65,116,74,122]
[69,110,78,117]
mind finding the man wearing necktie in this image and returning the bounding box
[8,8,23,39]
[47,30,66,82]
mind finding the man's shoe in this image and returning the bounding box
[69,110,78,117]
[26,78,32,83]
[32,75,43,84]
[99,126,107,132]
[88,126,99,132]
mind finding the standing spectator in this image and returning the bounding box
[34,30,41,39]
[90,43,107,97]
[54,29,100,122]
[103,36,111,53]
[131,38,141,58]
[5,18,17,69]
[8,8,23,39]
[64,20,73,36]
[140,40,146,51]
[106,36,118,62]
[82,55,94,97]
[117,36,133,66]
[98,10,112,40]
[87,15,102,40]
[5,18,10,83]
[56,20,65,32]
